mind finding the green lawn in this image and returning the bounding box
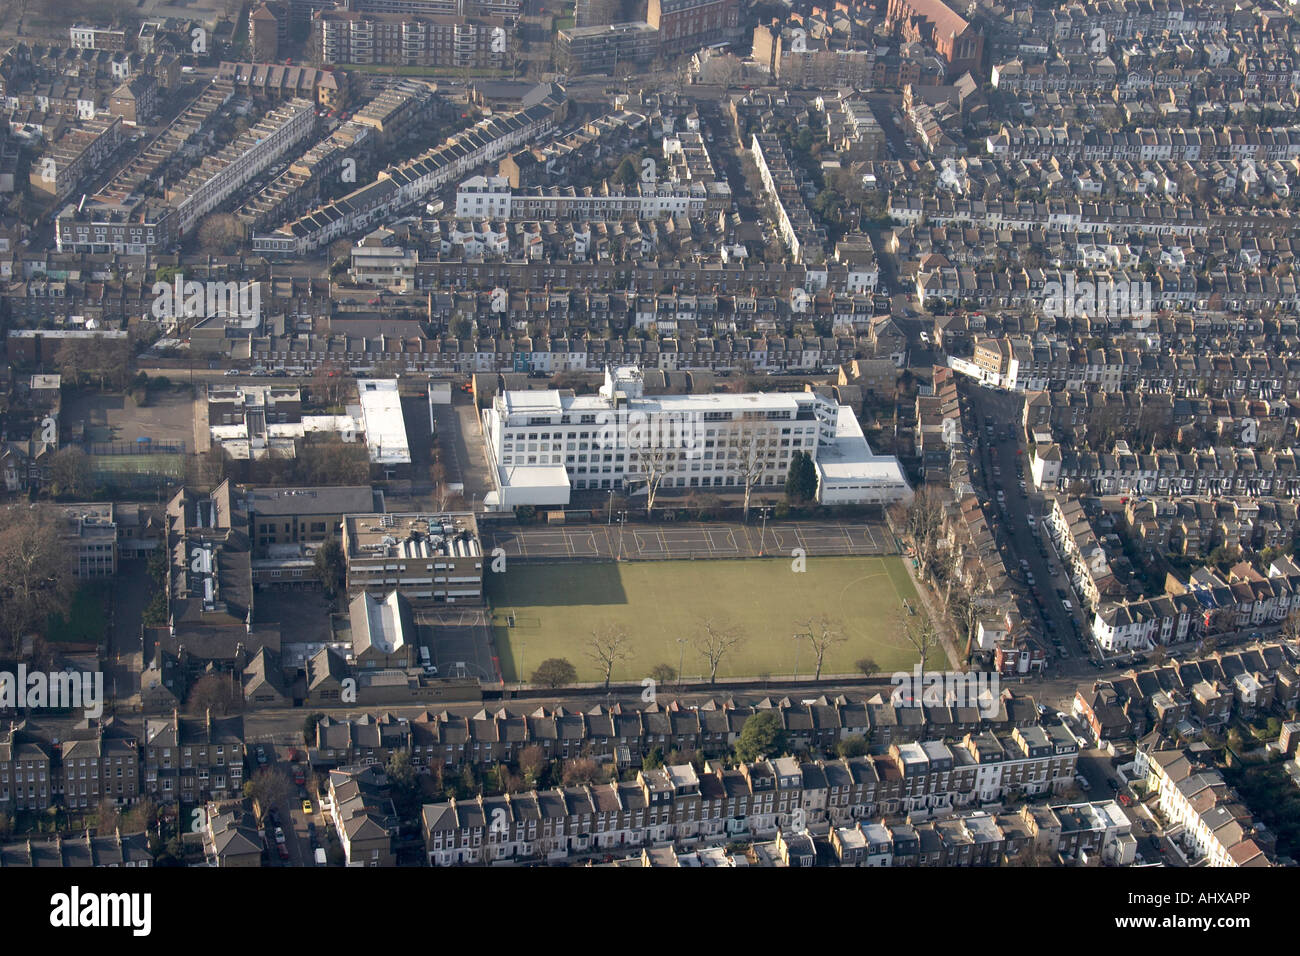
[89,453,185,478]
[47,583,111,644]
[488,556,928,683]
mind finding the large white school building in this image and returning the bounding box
[481,366,912,510]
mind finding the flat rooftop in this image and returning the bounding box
[242,486,376,517]
[357,379,411,465]
[816,406,913,485]
[344,512,480,559]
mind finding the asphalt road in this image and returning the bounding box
[963,382,1096,678]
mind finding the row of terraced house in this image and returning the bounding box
[422,726,1082,865]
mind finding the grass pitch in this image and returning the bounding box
[488,556,929,683]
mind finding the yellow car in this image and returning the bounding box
[302,800,313,815]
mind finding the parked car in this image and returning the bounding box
[274,827,286,845]
[302,799,314,815]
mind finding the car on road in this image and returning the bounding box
[302,799,314,815]
[274,827,286,845]
[278,843,290,860]
[255,745,267,764]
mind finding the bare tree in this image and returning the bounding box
[48,447,93,499]
[311,360,346,407]
[585,625,630,691]
[186,672,244,716]
[731,423,779,519]
[625,425,674,516]
[196,213,243,255]
[888,484,948,582]
[898,611,943,672]
[694,617,744,685]
[948,561,989,661]
[1279,608,1300,643]
[0,506,74,655]
[518,744,548,786]
[91,798,122,834]
[245,766,292,820]
[798,615,847,680]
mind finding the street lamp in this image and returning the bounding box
[607,489,614,525]
[677,638,687,688]
[792,634,801,682]
[757,506,772,557]
[518,641,526,692]
[616,510,628,561]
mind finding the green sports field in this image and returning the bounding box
[89,453,185,478]
[488,556,932,683]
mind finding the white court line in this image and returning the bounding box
[633,532,662,552]
[710,529,739,551]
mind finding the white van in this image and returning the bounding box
[314,848,327,866]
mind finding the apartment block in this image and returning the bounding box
[59,719,141,810]
[647,0,738,58]
[143,710,246,804]
[69,25,130,52]
[555,22,659,76]
[55,199,174,255]
[313,10,510,70]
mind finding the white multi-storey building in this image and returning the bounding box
[481,366,912,509]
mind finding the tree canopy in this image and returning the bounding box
[734,710,787,763]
